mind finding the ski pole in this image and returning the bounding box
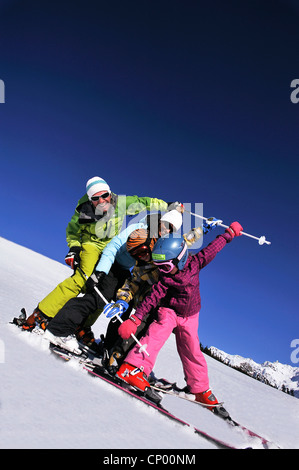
[107,309,150,357]
[185,210,271,246]
[78,268,150,356]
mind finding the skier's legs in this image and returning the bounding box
[39,243,101,318]
[82,262,131,328]
[104,308,132,352]
[119,311,156,357]
[104,308,156,367]
[46,262,131,337]
[46,293,99,337]
[175,314,209,394]
[124,307,177,376]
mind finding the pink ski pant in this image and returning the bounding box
[125,307,210,394]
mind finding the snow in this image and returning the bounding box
[209,346,299,398]
[1,236,299,450]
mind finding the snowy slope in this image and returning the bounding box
[0,237,299,450]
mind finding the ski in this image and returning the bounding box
[11,309,104,367]
[12,311,280,449]
[84,363,238,449]
[152,378,281,449]
[152,381,225,408]
[49,343,103,368]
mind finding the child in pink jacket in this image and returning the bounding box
[116,222,243,410]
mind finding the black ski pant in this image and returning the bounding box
[47,262,130,337]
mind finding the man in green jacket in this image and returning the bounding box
[23,176,168,329]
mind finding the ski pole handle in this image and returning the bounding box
[185,210,271,246]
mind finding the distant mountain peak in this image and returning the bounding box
[207,346,299,398]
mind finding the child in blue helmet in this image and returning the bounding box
[116,222,243,412]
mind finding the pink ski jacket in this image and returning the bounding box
[134,232,232,320]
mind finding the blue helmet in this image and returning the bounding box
[152,234,188,272]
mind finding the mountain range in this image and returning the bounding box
[207,346,299,398]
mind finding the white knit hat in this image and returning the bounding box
[86,176,111,199]
[161,210,183,232]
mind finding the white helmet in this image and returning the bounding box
[160,210,182,232]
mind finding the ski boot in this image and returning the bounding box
[116,362,150,392]
[76,327,106,357]
[116,362,162,404]
[100,345,122,375]
[195,389,229,418]
[76,326,96,348]
[23,307,50,331]
[43,329,82,355]
[12,308,50,331]
[106,350,123,375]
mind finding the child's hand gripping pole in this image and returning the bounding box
[78,267,150,356]
[106,306,150,357]
[185,211,271,246]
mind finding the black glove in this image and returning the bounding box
[85,271,106,293]
[65,246,81,270]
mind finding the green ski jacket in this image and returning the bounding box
[66,193,168,253]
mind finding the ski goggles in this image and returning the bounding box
[152,242,187,273]
[129,245,151,259]
[153,259,178,273]
[90,192,111,201]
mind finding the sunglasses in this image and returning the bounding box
[91,192,111,201]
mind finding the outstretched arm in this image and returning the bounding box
[195,221,243,269]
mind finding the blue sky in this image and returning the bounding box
[0,0,298,366]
